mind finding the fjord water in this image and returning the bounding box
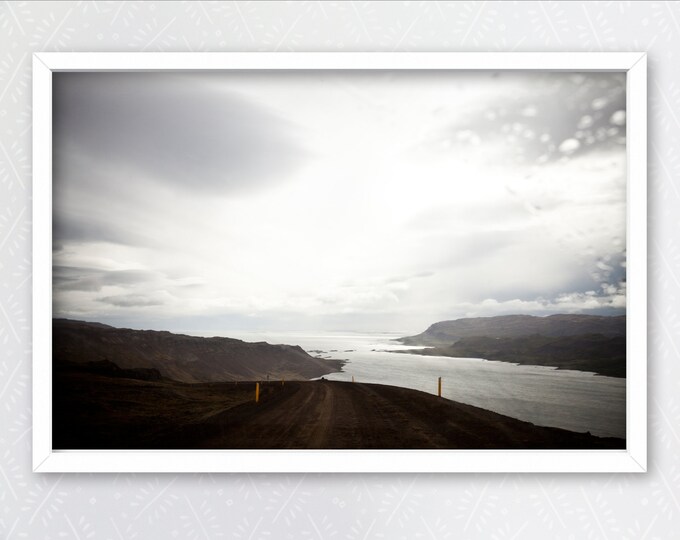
[211,331,626,439]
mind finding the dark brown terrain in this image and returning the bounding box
[53,364,624,450]
[53,319,343,382]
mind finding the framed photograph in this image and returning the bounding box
[33,52,646,473]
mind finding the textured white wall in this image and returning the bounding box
[0,1,676,538]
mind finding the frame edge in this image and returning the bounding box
[32,53,54,472]
[625,52,648,473]
[32,52,648,473]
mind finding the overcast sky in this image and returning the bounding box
[53,70,626,334]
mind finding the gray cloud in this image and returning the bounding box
[434,72,625,163]
[53,213,147,248]
[53,72,306,196]
[97,294,165,307]
[53,266,156,292]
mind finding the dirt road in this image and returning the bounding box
[54,374,624,450]
[164,380,624,450]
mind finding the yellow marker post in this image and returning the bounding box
[281,378,285,386]
[438,377,442,397]
[255,382,260,403]
[352,375,355,383]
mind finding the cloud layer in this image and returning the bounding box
[52,71,627,333]
[54,73,305,194]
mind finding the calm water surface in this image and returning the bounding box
[195,330,626,439]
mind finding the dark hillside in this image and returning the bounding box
[53,319,344,383]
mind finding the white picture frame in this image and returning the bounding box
[33,52,647,473]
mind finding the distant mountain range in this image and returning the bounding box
[398,314,626,346]
[396,314,626,377]
[53,319,343,383]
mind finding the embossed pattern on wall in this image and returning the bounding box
[0,1,677,538]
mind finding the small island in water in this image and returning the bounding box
[52,315,625,450]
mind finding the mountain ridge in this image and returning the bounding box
[53,318,344,383]
[398,314,626,346]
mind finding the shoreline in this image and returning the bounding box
[392,345,625,378]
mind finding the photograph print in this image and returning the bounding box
[52,68,627,451]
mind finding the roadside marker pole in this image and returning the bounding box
[281,378,284,386]
[352,375,355,383]
[255,382,260,403]
[438,377,442,397]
